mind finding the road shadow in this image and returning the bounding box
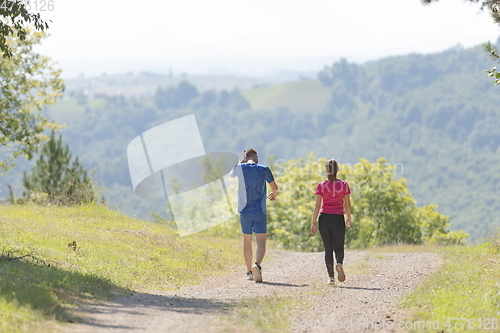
[72,279,309,330]
[336,286,382,291]
[72,291,238,330]
[257,280,309,287]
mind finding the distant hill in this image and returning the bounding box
[63,73,272,97]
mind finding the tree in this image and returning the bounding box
[341,157,467,247]
[266,154,467,251]
[0,29,64,170]
[484,41,500,84]
[190,89,251,111]
[422,0,500,25]
[153,81,199,110]
[317,58,363,91]
[422,0,500,84]
[22,130,95,205]
[1,0,50,58]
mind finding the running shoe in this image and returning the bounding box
[245,271,253,280]
[251,263,262,282]
[327,277,335,285]
[336,263,346,282]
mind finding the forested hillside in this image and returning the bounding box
[3,43,499,242]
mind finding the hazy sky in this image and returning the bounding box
[34,0,500,76]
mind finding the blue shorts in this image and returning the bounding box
[240,214,267,234]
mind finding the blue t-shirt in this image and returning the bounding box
[232,163,275,215]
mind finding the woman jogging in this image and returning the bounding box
[310,159,351,284]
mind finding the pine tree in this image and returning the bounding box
[23,131,95,205]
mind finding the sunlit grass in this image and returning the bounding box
[372,253,386,259]
[220,293,301,333]
[1,204,241,290]
[241,79,331,113]
[366,243,442,254]
[0,203,241,332]
[347,255,371,276]
[401,243,500,332]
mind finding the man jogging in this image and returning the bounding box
[230,148,278,282]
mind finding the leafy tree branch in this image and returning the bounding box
[0,29,64,170]
[0,0,49,58]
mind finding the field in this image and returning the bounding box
[241,78,332,113]
[1,204,498,332]
[0,204,241,332]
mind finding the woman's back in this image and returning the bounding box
[314,179,350,215]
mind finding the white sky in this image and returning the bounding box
[33,0,500,76]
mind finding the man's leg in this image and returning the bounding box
[240,215,253,274]
[243,233,253,272]
[251,233,266,282]
[255,233,267,265]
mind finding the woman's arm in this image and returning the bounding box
[310,195,322,234]
[344,194,352,227]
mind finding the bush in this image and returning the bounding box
[267,154,468,251]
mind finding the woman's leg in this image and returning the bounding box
[318,214,335,278]
[331,214,346,265]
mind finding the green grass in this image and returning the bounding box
[0,204,241,332]
[367,244,441,253]
[241,79,331,113]
[48,98,106,123]
[219,294,301,333]
[347,254,370,276]
[399,243,500,332]
[372,253,386,259]
[0,251,116,332]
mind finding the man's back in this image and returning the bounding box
[234,163,274,215]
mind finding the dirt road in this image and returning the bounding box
[68,250,441,333]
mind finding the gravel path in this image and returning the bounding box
[68,249,441,332]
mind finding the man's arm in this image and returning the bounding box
[230,157,247,178]
[229,165,237,178]
[268,181,278,201]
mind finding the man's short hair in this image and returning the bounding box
[244,148,258,159]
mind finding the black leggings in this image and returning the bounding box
[318,213,345,277]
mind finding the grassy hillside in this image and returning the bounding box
[0,204,241,332]
[47,98,106,123]
[241,78,331,113]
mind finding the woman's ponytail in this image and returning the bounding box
[325,159,339,181]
